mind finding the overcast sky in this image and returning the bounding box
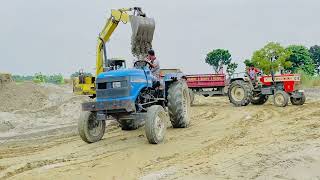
[0,0,319,76]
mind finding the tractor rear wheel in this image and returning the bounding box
[251,95,269,105]
[145,105,168,144]
[273,91,289,107]
[290,93,306,105]
[78,111,106,143]
[168,80,191,128]
[228,80,252,106]
[189,89,195,105]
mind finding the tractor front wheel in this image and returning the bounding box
[290,93,306,105]
[145,105,168,144]
[78,111,106,143]
[228,80,252,106]
[273,91,289,107]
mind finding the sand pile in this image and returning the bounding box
[0,82,88,138]
[0,82,48,112]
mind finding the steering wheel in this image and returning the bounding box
[134,60,152,70]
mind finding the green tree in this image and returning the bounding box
[205,49,231,73]
[252,42,292,74]
[47,74,65,84]
[309,45,320,74]
[33,73,47,83]
[70,71,92,78]
[226,62,238,76]
[286,45,315,76]
[12,75,34,82]
[244,59,254,67]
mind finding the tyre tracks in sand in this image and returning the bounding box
[0,93,319,180]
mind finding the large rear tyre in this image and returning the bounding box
[290,93,306,105]
[168,80,191,128]
[78,111,106,143]
[273,91,289,107]
[251,95,269,105]
[189,89,195,105]
[145,105,168,144]
[228,80,252,106]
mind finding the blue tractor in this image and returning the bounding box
[78,60,191,144]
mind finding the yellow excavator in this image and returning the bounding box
[73,7,155,97]
[72,69,95,96]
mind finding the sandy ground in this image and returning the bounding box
[0,83,319,180]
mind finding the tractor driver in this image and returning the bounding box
[248,65,260,80]
[146,49,160,81]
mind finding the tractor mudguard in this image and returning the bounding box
[163,73,185,82]
[290,91,305,98]
[163,72,187,100]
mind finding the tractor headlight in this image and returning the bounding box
[111,80,128,88]
[112,81,122,88]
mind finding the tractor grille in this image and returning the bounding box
[97,81,128,89]
[96,76,130,99]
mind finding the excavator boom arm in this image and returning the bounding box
[96,9,130,76]
[73,7,155,97]
[95,7,155,77]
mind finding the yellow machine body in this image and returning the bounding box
[72,75,96,96]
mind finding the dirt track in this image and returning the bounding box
[0,83,319,180]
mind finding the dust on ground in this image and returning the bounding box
[0,83,319,180]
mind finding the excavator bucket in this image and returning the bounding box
[130,15,155,59]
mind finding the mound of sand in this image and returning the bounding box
[0,82,88,138]
[0,82,49,112]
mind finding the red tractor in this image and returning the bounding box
[228,72,305,107]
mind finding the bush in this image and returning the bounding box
[12,75,33,82]
[298,69,320,87]
[33,73,47,83]
[47,74,64,84]
[13,73,65,85]
[70,71,92,78]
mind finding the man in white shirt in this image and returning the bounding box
[146,49,160,80]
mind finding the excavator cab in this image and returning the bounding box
[104,58,126,71]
